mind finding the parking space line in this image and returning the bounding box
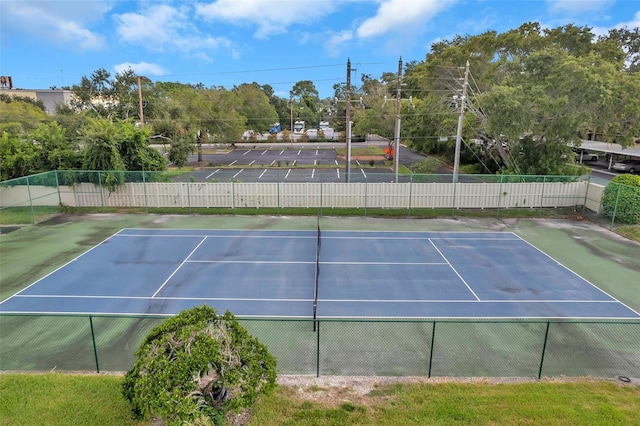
[229,160,237,166]
[243,150,251,155]
[279,149,285,155]
[233,169,244,178]
[336,169,340,178]
[259,169,267,179]
[261,149,268,155]
[285,169,291,179]
[270,160,276,166]
[361,169,367,178]
[292,160,297,166]
[249,160,255,166]
[297,149,301,155]
[314,160,317,166]
[334,160,338,166]
[205,169,220,179]
[311,169,315,179]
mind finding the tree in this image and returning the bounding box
[399,23,640,175]
[30,121,82,171]
[0,95,49,134]
[0,132,41,180]
[123,305,276,426]
[233,83,279,132]
[291,80,320,127]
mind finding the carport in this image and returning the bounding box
[578,140,640,169]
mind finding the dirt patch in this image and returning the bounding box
[275,375,639,407]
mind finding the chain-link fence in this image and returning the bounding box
[1,170,607,221]
[1,314,637,378]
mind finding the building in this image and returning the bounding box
[1,76,73,114]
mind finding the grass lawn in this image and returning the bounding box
[1,374,638,426]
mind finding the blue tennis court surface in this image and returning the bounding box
[1,228,638,319]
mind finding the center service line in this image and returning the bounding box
[152,237,208,298]
[428,239,481,301]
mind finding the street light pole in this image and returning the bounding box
[393,57,403,183]
[289,90,294,148]
[137,76,145,127]
[345,58,352,182]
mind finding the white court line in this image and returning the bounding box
[511,233,640,317]
[14,294,313,302]
[320,261,448,265]
[152,237,208,298]
[116,234,315,239]
[0,230,123,304]
[429,238,481,301]
[320,299,624,303]
[187,260,314,264]
[320,235,519,241]
[205,169,220,179]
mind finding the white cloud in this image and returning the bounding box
[546,0,615,16]
[357,0,456,39]
[114,62,167,77]
[114,4,232,57]
[195,0,338,38]
[323,31,354,58]
[615,10,640,29]
[1,0,108,50]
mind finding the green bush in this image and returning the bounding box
[602,174,640,224]
[122,305,277,425]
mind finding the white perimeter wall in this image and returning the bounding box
[1,181,605,211]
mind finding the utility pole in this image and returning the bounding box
[345,58,352,182]
[453,60,469,183]
[289,91,294,148]
[137,76,145,127]
[393,57,403,183]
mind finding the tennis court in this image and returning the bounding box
[1,226,638,320]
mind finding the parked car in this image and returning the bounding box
[612,159,640,174]
[573,148,598,162]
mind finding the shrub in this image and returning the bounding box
[122,305,276,425]
[601,174,640,224]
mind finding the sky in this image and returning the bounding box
[1,0,639,99]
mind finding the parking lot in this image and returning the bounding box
[174,143,421,183]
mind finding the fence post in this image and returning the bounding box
[428,321,436,378]
[316,320,321,377]
[25,175,36,224]
[142,171,148,213]
[538,321,551,379]
[540,175,547,210]
[98,171,105,209]
[89,315,100,373]
[610,184,621,230]
[408,175,413,217]
[55,170,62,207]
